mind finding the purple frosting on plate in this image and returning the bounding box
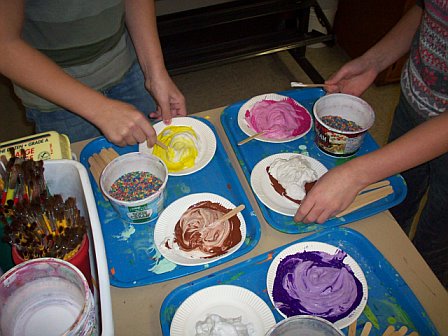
[272,249,363,323]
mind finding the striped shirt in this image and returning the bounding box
[401,0,448,118]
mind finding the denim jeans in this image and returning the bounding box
[26,62,157,143]
[388,94,448,287]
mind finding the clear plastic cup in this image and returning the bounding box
[265,315,344,336]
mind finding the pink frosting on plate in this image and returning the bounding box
[244,98,312,139]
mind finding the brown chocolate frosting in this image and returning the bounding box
[174,201,242,258]
[266,166,315,204]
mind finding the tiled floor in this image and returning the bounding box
[0,44,400,145]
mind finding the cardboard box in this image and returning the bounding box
[0,131,72,161]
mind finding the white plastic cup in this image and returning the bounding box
[100,152,168,224]
[313,94,375,157]
[0,258,96,336]
[265,315,344,336]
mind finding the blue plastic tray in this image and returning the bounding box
[160,227,438,335]
[79,117,261,288]
[220,89,407,233]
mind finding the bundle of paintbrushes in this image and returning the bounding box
[1,194,87,261]
[0,147,87,261]
[0,148,47,207]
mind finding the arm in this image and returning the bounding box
[124,0,187,123]
[294,112,448,224]
[0,0,157,147]
[325,4,423,96]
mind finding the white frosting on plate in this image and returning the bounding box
[268,156,318,201]
[195,314,254,336]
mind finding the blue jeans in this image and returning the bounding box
[388,94,448,287]
[26,62,157,143]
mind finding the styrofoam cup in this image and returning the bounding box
[100,152,168,224]
[313,94,375,157]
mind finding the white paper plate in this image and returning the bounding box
[154,193,246,266]
[237,93,312,143]
[139,117,216,176]
[170,285,276,336]
[266,242,368,330]
[250,153,328,216]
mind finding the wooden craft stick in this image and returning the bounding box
[89,155,104,174]
[360,322,373,336]
[348,319,357,336]
[93,152,108,168]
[382,325,396,336]
[291,81,328,88]
[157,140,169,150]
[215,204,245,224]
[238,132,264,146]
[148,140,170,151]
[101,147,119,162]
[336,185,394,217]
[391,326,408,336]
[88,156,102,186]
[361,180,391,193]
[98,150,113,166]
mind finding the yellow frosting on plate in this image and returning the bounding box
[153,125,199,172]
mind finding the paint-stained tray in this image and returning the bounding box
[220,89,407,233]
[160,227,438,336]
[79,117,260,288]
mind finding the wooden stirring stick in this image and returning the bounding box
[360,180,391,193]
[348,319,357,336]
[336,185,394,217]
[154,140,169,151]
[392,326,409,336]
[291,81,328,88]
[215,204,245,224]
[238,132,265,146]
[360,322,373,336]
[382,325,396,336]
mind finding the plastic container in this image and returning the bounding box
[265,315,344,336]
[313,94,375,157]
[40,160,113,335]
[100,152,168,224]
[0,258,96,336]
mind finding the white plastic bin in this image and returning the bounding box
[44,160,114,336]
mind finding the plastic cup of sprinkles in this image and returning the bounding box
[100,152,168,224]
[313,94,375,157]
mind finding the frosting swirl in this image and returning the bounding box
[174,201,242,258]
[245,98,311,139]
[195,314,254,336]
[272,250,363,322]
[267,156,318,203]
[153,125,200,172]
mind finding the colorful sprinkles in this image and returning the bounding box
[321,115,363,132]
[109,171,163,202]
